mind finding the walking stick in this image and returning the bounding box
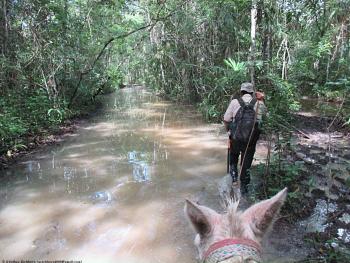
[227,137,230,174]
[229,136,240,200]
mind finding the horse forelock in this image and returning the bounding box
[226,199,244,237]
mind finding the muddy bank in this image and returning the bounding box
[239,101,350,261]
[278,109,350,261]
[0,122,73,168]
[0,103,105,171]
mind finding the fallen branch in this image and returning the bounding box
[277,122,311,139]
[291,125,311,139]
[273,114,311,139]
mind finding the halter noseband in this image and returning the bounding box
[203,238,262,263]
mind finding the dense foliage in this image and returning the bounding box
[129,0,350,124]
[0,0,133,154]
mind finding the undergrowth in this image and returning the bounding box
[302,233,350,263]
[251,156,307,218]
[0,89,105,159]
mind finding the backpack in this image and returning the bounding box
[232,97,258,143]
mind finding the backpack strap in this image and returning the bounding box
[237,97,245,108]
[249,97,257,107]
[238,97,256,108]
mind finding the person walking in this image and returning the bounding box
[223,82,267,194]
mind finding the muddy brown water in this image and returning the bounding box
[0,87,308,262]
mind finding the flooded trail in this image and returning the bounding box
[0,87,305,262]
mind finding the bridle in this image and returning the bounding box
[203,238,262,262]
[203,238,262,263]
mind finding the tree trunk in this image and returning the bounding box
[262,2,271,64]
[250,0,257,88]
[1,0,8,56]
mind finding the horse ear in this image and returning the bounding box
[242,188,287,238]
[184,200,219,237]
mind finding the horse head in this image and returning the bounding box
[185,188,287,263]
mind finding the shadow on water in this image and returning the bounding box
[0,87,311,262]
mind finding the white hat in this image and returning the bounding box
[240,82,254,93]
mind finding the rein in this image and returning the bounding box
[203,238,262,263]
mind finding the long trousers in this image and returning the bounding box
[230,131,260,187]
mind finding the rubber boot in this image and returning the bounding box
[241,170,251,195]
[230,166,238,183]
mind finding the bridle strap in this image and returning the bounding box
[203,238,262,261]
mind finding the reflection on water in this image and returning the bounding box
[128,151,151,182]
[91,191,113,204]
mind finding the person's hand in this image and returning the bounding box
[256,91,265,101]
